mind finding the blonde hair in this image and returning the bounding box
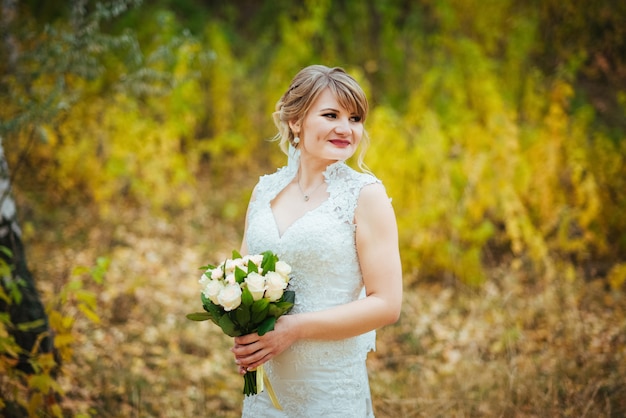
[272,65,370,171]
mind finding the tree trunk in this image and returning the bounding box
[2,0,56,378]
[2,0,19,71]
[0,138,56,374]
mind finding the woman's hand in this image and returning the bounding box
[231,315,298,373]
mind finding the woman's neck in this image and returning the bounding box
[296,155,337,188]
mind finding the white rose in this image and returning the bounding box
[242,254,263,273]
[218,283,242,311]
[224,259,237,274]
[274,261,292,282]
[210,268,223,280]
[199,274,209,287]
[245,272,266,301]
[225,273,236,285]
[249,254,264,266]
[265,271,287,302]
[202,279,224,305]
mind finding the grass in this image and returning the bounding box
[18,191,626,417]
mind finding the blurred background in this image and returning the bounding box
[1,0,625,416]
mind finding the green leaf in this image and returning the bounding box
[28,373,62,393]
[16,319,47,331]
[218,314,241,337]
[200,292,210,306]
[232,249,243,259]
[251,298,269,313]
[7,279,24,305]
[0,260,11,279]
[0,246,13,258]
[268,301,294,317]
[268,304,281,318]
[201,293,225,322]
[91,256,109,284]
[276,300,295,311]
[0,311,10,321]
[199,264,216,270]
[241,286,254,307]
[247,260,258,274]
[0,283,14,304]
[282,290,295,304]
[78,303,101,324]
[235,266,247,283]
[186,312,212,321]
[235,305,250,326]
[257,316,277,336]
[261,251,277,272]
[251,298,269,323]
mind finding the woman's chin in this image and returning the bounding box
[324,147,356,161]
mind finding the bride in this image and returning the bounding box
[232,65,403,417]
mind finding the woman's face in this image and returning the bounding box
[295,88,363,163]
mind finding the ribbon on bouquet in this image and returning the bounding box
[256,365,282,410]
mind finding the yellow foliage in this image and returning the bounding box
[608,264,626,291]
[3,2,626,415]
[7,0,625,288]
[361,25,621,284]
[204,22,236,140]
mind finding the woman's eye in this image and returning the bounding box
[350,116,362,123]
[322,113,337,119]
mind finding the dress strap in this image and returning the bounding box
[325,164,380,225]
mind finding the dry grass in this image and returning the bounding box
[372,276,626,417]
[21,195,626,418]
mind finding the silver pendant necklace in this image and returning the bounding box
[297,174,325,202]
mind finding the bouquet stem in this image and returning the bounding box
[242,366,282,410]
[243,370,258,396]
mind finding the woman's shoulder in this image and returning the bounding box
[254,164,294,197]
[338,165,390,204]
[329,162,380,186]
[326,163,386,223]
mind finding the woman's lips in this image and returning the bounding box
[329,139,351,147]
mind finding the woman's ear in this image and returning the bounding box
[288,120,301,135]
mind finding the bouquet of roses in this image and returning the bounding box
[186,250,294,409]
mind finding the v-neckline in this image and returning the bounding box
[266,154,344,239]
[270,198,329,239]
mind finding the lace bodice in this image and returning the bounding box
[242,149,379,417]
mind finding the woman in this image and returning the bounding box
[232,65,402,417]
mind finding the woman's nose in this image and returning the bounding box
[334,118,350,134]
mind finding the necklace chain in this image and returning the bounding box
[297,174,325,202]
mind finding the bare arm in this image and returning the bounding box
[232,183,402,371]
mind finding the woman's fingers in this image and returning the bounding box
[232,340,259,357]
[234,333,260,345]
[241,349,272,371]
[232,321,293,371]
[232,339,274,370]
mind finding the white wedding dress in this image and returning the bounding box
[241,148,379,418]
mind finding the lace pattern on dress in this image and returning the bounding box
[243,152,381,417]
